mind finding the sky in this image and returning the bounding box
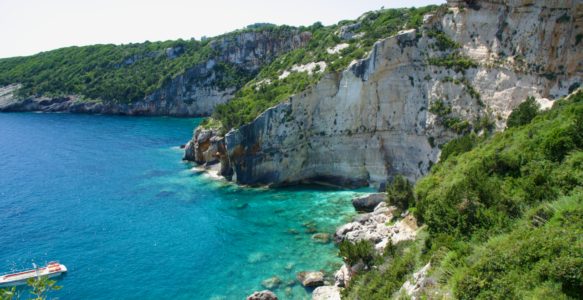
[0,0,446,59]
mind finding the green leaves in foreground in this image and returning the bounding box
[0,276,62,300]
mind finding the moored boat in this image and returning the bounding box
[0,262,67,287]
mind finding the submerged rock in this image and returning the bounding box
[296,271,324,287]
[351,194,386,212]
[246,290,278,300]
[284,287,293,297]
[261,276,282,290]
[248,252,269,264]
[285,229,299,235]
[284,262,296,272]
[312,233,331,244]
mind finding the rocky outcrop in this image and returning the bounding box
[400,263,434,300]
[246,290,278,300]
[183,126,231,176]
[188,0,583,187]
[337,23,363,40]
[351,193,386,212]
[333,261,365,287]
[332,201,418,288]
[0,31,312,116]
[333,201,417,249]
[312,286,342,300]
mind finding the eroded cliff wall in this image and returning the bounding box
[0,31,312,116]
[187,0,583,187]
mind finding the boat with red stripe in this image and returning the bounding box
[0,261,67,287]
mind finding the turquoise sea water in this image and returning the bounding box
[0,113,372,299]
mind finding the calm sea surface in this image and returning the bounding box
[0,113,371,299]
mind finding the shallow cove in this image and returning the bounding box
[0,113,373,299]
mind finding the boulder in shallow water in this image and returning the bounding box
[284,287,293,297]
[261,276,282,290]
[246,290,278,300]
[351,193,386,212]
[312,233,331,244]
[296,271,324,287]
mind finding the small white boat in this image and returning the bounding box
[0,262,67,287]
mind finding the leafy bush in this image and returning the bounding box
[443,117,469,133]
[428,99,451,116]
[386,174,414,210]
[338,239,375,266]
[506,96,540,128]
[340,240,417,299]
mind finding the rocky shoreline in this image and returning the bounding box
[239,192,420,300]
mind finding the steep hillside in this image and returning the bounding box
[0,25,312,116]
[339,88,583,300]
[185,0,583,188]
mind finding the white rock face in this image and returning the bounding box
[327,43,350,54]
[338,23,362,40]
[312,286,341,300]
[400,263,432,300]
[279,62,327,79]
[217,0,583,187]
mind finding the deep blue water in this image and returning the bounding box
[0,113,371,299]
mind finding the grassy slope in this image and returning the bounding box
[341,90,583,299]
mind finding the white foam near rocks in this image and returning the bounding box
[326,43,349,54]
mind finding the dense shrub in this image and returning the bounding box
[386,174,414,210]
[338,239,375,266]
[506,96,540,128]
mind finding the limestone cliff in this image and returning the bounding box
[0,31,311,116]
[185,0,583,187]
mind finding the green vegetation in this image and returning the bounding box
[556,14,571,23]
[339,90,583,300]
[338,239,375,266]
[443,117,470,134]
[386,174,414,210]
[427,52,479,74]
[507,96,540,128]
[199,118,220,129]
[428,99,452,116]
[341,240,417,299]
[0,276,62,300]
[427,30,461,51]
[0,25,298,102]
